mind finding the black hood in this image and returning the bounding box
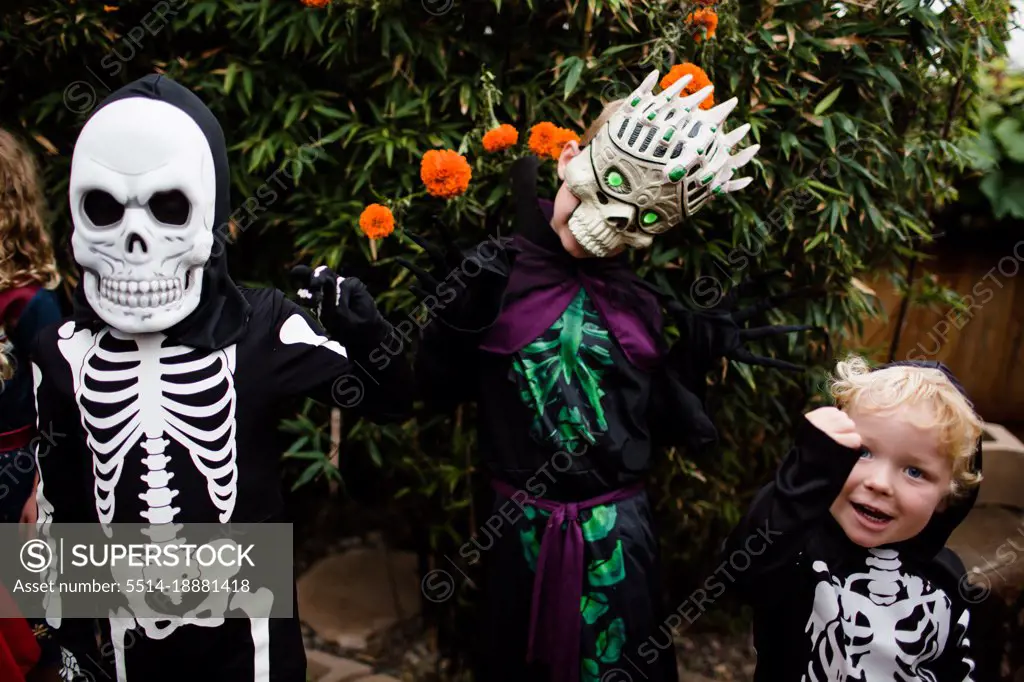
[70,74,251,350]
[880,360,983,560]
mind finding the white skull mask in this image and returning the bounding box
[70,98,216,334]
[564,69,760,258]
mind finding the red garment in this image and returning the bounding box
[0,285,40,332]
[0,582,41,681]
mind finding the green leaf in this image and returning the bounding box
[993,117,1024,162]
[805,232,829,252]
[581,658,600,682]
[223,63,239,94]
[242,69,254,102]
[596,618,626,663]
[823,117,836,151]
[874,65,903,95]
[563,57,585,100]
[814,87,842,116]
[580,592,610,625]
[284,101,302,129]
[587,540,625,587]
[806,179,846,197]
[581,504,617,542]
[291,463,322,491]
[367,439,382,467]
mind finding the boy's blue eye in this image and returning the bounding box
[906,466,924,479]
[859,447,872,459]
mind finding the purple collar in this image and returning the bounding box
[479,200,664,370]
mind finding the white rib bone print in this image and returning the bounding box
[53,322,273,682]
[803,549,973,682]
[60,327,238,524]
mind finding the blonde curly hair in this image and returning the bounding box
[829,355,983,497]
[0,128,61,381]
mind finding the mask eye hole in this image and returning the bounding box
[149,190,191,226]
[597,191,609,205]
[82,190,125,228]
[604,168,631,194]
[639,210,670,234]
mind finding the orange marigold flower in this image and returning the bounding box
[359,204,395,239]
[660,63,716,110]
[693,0,717,5]
[103,4,119,11]
[686,9,718,42]
[420,149,472,199]
[528,122,559,157]
[547,127,580,159]
[302,0,330,7]
[482,124,519,153]
[528,122,581,160]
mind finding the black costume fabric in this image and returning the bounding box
[415,157,721,682]
[32,75,412,682]
[723,361,981,682]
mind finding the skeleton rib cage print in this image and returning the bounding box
[67,328,239,526]
[802,550,977,681]
[30,286,412,682]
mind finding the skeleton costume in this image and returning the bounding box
[407,70,808,682]
[31,74,412,682]
[723,361,981,682]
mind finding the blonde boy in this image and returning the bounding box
[725,356,983,681]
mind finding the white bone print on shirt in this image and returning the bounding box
[803,548,975,682]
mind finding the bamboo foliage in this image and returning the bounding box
[0,0,1013,629]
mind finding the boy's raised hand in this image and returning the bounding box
[805,407,862,450]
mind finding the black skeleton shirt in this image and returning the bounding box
[724,394,981,682]
[31,75,412,682]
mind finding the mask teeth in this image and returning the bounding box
[99,277,183,308]
[569,217,615,258]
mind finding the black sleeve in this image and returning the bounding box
[410,238,511,412]
[933,549,982,681]
[267,289,413,423]
[722,415,862,602]
[414,318,482,411]
[647,361,718,455]
[665,308,722,406]
[31,342,110,680]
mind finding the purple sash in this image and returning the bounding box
[492,478,645,682]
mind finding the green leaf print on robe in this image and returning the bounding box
[587,539,625,587]
[511,289,614,451]
[579,542,628,680]
[581,504,617,542]
[596,618,626,663]
[581,592,610,625]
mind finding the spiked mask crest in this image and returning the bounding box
[564,69,760,257]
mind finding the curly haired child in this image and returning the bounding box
[0,128,65,682]
[723,355,983,681]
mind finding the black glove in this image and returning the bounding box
[289,264,390,342]
[396,218,510,334]
[667,269,825,374]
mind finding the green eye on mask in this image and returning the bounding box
[606,170,624,188]
[641,211,659,226]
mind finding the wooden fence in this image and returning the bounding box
[853,233,1024,423]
